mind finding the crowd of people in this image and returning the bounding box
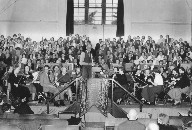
[117,109,179,130]
[0,33,191,108]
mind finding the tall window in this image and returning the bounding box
[74,0,118,25]
[106,0,117,25]
[74,0,85,24]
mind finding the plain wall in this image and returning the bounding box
[74,25,117,46]
[0,0,67,41]
[124,0,192,43]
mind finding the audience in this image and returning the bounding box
[117,109,145,130]
[157,113,177,130]
[146,122,159,130]
[0,33,192,129]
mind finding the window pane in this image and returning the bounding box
[79,3,85,7]
[106,8,113,12]
[113,8,117,13]
[89,0,95,3]
[106,3,113,7]
[74,4,78,7]
[106,21,112,24]
[106,12,112,16]
[79,0,85,3]
[89,0,102,7]
[113,0,118,4]
[74,0,79,7]
[79,8,85,13]
[74,12,79,16]
[95,17,102,20]
[96,0,102,3]
[106,17,113,21]
[94,21,102,24]
[113,3,118,7]
[88,8,102,24]
[74,0,85,7]
[106,0,112,3]
[89,3,102,7]
[74,17,85,24]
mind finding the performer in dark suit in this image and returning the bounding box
[80,44,93,79]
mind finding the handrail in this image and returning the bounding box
[46,78,78,114]
[108,78,143,112]
[47,77,143,114]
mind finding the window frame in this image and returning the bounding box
[74,0,117,25]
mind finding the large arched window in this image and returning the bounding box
[74,0,117,25]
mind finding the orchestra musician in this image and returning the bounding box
[112,68,129,104]
[23,65,36,101]
[39,65,60,106]
[134,69,145,99]
[141,67,164,105]
[56,66,73,105]
[141,69,154,104]
[168,67,190,106]
[8,66,31,101]
[80,44,93,79]
[134,69,145,86]
[6,66,14,100]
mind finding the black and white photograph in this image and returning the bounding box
[0,0,192,130]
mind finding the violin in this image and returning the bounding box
[168,74,180,88]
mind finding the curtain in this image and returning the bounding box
[116,0,124,37]
[123,0,131,37]
[66,0,74,36]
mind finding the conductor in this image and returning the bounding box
[80,44,93,80]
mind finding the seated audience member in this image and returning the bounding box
[168,67,190,105]
[117,109,145,130]
[157,113,177,130]
[146,122,159,130]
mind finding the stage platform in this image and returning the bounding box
[28,102,191,119]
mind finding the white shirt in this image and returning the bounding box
[188,51,192,59]
[138,56,145,62]
[15,42,22,49]
[134,59,140,65]
[154,73,163,86]
[146,55,153,61]
[156,55,164,61]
